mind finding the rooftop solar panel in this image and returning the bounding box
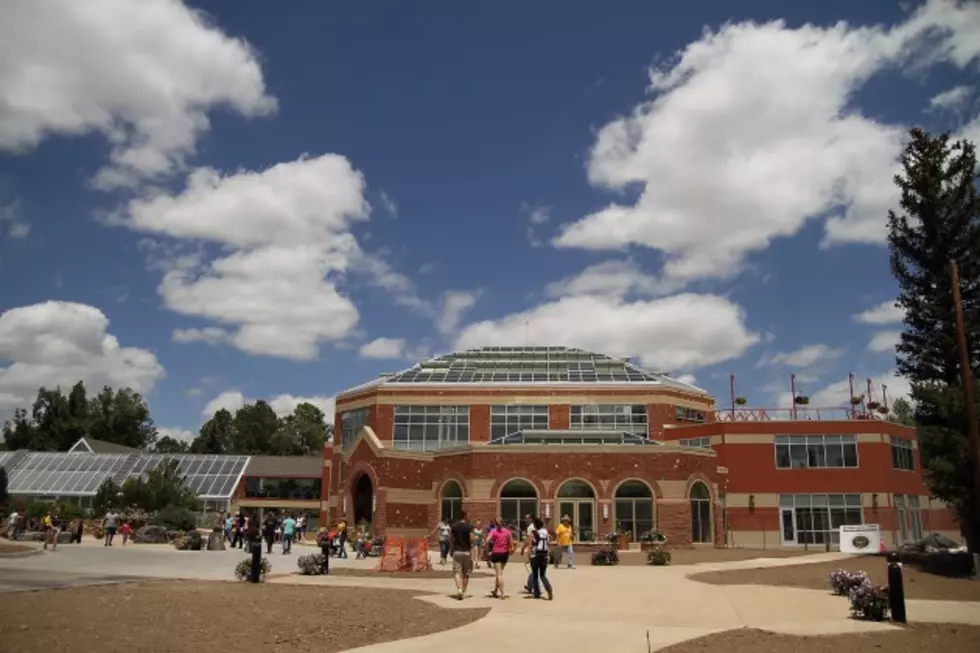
[6,453,134,496]
[138,454,251,499]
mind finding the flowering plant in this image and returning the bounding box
[641,530,667,543]
[849,584,890,621]
[828,569,870,596]
[604,531,620,543]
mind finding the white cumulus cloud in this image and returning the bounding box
[0,301,165,421]
[929,85,974,112]
[545,260,666,298]
[553,0,980,288]
[455,292,759,372]
[763,344,845,368]
[868,330,902,354]
[853,300,904,325]
[157,427,195,443]
[359,338,407,360]
[0,0,277,189]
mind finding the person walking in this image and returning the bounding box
[520,514,535,593]
[471,519,485,569]
[555,515,574,568]
[336,519,348,558]
[486,518,514,599]
[528,517,554,600]
[281,512,296,554]
[103,509,119,546]
[262,513,276,554]
[449,512,473,601]
[433,518,451,565]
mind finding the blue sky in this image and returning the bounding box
[1,0,978,441]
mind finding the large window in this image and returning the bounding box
[774,435,858,469]
[244,477,321,500]
[341,409,369,449]
[679,437,711,449]
[490,405,549,440]
[690,482,712,543]
[891,436,915,471]
[895,494,923,543]
[778,494,863,547]
[570,404,647,433]
[393,406,469,451]
[441,481,463,523]
[614,481,654,541]
[675,407,706,423]
[499,479,538,539]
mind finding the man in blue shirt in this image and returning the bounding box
[281,513,296,554]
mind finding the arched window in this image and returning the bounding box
[614,480,654,541]
[440,481,463,523]
[498,479,538,539]
[690,482,712,543]
[557,479,596,542]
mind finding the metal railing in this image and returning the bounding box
[712,406,894,422]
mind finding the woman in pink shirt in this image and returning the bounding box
[486,518,514,599]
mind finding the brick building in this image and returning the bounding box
[323,346,958,549]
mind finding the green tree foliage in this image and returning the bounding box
[191,401,329,455]
[1,382,157,451]
[120,459,198,513]
[93,477,121,516]
[888,397,916,427]
[887,127,980,552]
[154,436,190,453]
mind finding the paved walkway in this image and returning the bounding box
[2,543,979,652]
[273,552,980,653]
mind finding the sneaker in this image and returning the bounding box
[547,588,553,600]
[457,590,464,601]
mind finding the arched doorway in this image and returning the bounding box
[614,480,654,541]
[353,473,373,527]
[557,479,596,542]
[498,479,538,539]
[690,482,712,543]
[440,481,463,522]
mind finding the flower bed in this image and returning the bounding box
[647,548,672,566]
[235,557,271,582]
[590,548,619,566]
[829,569,870,596]
[827,568,890,621]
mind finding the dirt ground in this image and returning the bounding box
[657,623,980,653]
[616,547,811,566]
[0,542,33,556]
[689,556,980,602]
[0,581,488,652]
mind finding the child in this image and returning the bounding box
[120,521,132,545]
[355,526,366,559]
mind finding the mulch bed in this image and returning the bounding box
[0,581,488,652]
[657,623,980,653]
[615,547,813,566]
[689,556,980,602]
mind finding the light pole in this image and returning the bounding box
[950,260,980,577]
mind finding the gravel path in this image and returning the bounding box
[656,623,980,653]
[689,556,980,602]
[0,580,489,652]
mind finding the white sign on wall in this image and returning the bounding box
[839,524,882,554]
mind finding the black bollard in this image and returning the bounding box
[887,552,907,623]
[249,537,263,583]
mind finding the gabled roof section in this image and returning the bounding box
[67,437,138,454]
[342,346,709,394]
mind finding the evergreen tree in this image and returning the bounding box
[887,127,980,554]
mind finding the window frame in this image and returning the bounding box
[392,405,470,452]
[774,434,859,469]
[890,436,915,472]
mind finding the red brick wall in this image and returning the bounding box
[335,440,723,546]
[549,405,570,429]
[470,405,490,443]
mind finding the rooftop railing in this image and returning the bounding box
[712,406,895,422]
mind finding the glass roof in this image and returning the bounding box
[379,346,676,385]
[2,451,251,500]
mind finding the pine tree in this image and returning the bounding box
[887,127,980,554]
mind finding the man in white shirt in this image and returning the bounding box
[6,510,19,540]
[520,514,535,593]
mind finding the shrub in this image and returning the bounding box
[828,569,870,596]
[647,549,672,566]
[173,535,187,550]
[150,506,197,532]
[641,530,667,543]
[297,554,328,575]
[849,584,890,621]
[235,557,271,582]
[591,548,619,566]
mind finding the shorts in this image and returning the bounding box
[106,527,117,535]
[489,552,509,565]
[452,551,473,576]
